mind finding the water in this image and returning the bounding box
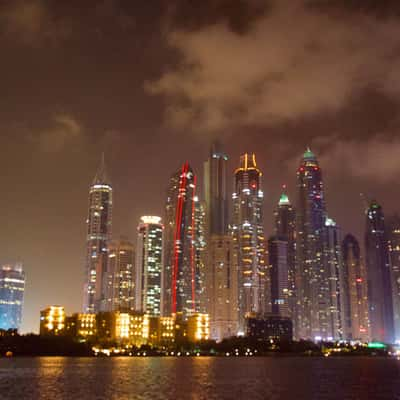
[0,357,399,400]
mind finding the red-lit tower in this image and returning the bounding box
[163,163,198,318]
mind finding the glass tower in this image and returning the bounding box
[232,153,268,332]
[136,216,163,316]
[83,155,113,314]
[296,148,328,340]
[341,234,370,341]
[0,264,25,331]
[274,187,296,333]
[365,201,394,343]
[163,162,198,318]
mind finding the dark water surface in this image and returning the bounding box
[1,357,400,400]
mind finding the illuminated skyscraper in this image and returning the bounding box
[365,201,394,343]
[194,199,207,313]
[207,235,239,341]
[232,153,268,331]
[0,264,25,331]
[274,187,296,331]
[163,162,198,317]
[341,234,370,341]
[322,217,342,340]
[268,237,289,317]
[83,155,112,314]
[136,216,163,316]
[204,141,229,236]
[104,238,135,312]
[386,215,400,341]
[296,148,328,340]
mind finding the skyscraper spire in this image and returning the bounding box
[278,184,291,206]
[92,152,110,185]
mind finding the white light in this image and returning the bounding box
[141,216,162,224]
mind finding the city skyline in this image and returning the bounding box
[2,1,400,334]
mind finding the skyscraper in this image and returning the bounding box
[207,235,239,341]
[104,238,135,312]
[274,187,296,331]
[268,237,289,317]
[136,216,163,316]
[232,153,268,331]
[194,198,207,313]
[296,148,328,340]
[365,201,394,343]
[163,162,198,318]
[323,217,342,340]
[386,215,400,341]
[204,141,229,236]
[0,264,25,331]
[341,234,370,341]
[83,155,113,314]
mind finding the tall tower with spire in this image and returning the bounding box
[83,155,113,313]
[232,153,268,332]
[274,186,297,335]
[296,148,328,340]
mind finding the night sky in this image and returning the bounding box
[2,0,400,333]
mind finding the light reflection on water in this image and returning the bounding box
[0,357,400,400]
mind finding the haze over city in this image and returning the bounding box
[2,0,400,334]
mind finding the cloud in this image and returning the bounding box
[147,0,400,132]
[0,0,70,45]
[34,114,83,153]
[286,134,400,183]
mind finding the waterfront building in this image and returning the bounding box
[322,217,342,340]
[341,234,370,341]
[187,313,210,342]
[83,155,113,314]
[232,153,268,332]
[268,237,289,317]
[246,314,293,342]
[296,148,329,340]
[207,235,239,341]
[163,163,200,317]
[274,188,296,332]
[0,264,25,331]
[386,215,400,341]
[135,216,163,316]
[105,238,135,312]
[365,201,394,343]
[40,306,66,336]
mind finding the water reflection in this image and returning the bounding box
[0,357,399,400]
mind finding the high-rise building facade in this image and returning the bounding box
[207,235,239,341]
[163,162,198,318]
[322,217,342,340]
[104,238,135,312]
[194,199,207,313]
[0,264,25,331]
[296,148,329,340]
[268,237,289,317]
[274,187,296,331]
[232,153,268,332]
[83,156,112,314]
[204,141,229,236]
[365,201,394,343]
[386,215,400,341]
[136,216,163,316]
[341,234,370,341]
